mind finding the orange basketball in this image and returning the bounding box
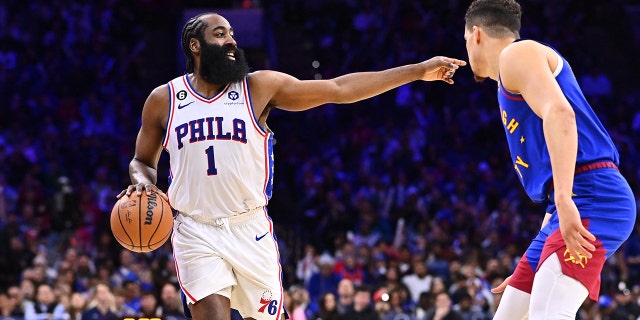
[110,192,173,253]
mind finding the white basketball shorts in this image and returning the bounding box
[172,208,286,320]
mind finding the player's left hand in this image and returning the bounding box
[490,275,511,294]
[117,183,169,202]
[420,56,467,84]
[558,199,596,259]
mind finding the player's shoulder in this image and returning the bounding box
[148,84,171,102]
[500,40,544,59]
[501,39,547,60]
[247,70,299,98]
[142,83,171,111]
[248,70,294,83]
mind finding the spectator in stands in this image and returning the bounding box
[110,250,137,289]
[414,291,434,320]
[424,292,462,320]
[452,291,490,320]
[340,286,379,320]
[81,283,118,320]
[306,253,341,313]
[290,286,311,320]
[120,280,141,315]
[372,288,391,319]
[67,292,86,320]
[296,244,319,286]
[333,253,366,286]
[158,282,186,320]
[139,290,161,319]
[74,254,96,293]
[335,279,355,316]
[0,292,17,320]
[24,283,69,320]
[402,255,434,304]
[112,287,137,318]
[596,294,629,319]
[311,292,340,320]
[8,236,35,286]
[613,287,640,319]
[382,287,416,320]
[5,286,26,319]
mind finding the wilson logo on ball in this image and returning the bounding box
[145,193,158,225]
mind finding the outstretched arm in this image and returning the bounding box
[251,56,465,112]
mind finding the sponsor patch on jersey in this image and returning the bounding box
[176,90,188,100]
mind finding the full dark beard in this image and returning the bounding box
[198,41,250,85]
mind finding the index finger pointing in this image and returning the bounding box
[442,57,467,66]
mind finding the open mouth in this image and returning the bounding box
[227,51,236,60]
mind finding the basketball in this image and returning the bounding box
[110,192,173,253]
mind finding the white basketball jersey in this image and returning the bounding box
[163,75,274,218]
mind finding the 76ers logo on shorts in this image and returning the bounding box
[258,290,278,316]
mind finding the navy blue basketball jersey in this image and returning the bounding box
[497,42,619,203]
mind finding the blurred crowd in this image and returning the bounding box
[0,0,639,319]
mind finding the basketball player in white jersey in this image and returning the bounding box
[118,12,465,320]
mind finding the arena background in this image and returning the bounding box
[0,0,639,319]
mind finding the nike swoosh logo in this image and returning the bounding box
[177,101,194,109]
[255,232,269,241]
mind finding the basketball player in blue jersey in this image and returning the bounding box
[463,0,636,319]
[117,12,465,320]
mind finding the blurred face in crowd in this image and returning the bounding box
[344,255,357,270]
[161,284,179,307]
[0,294,11,312]
[337,279,355,307]
[123,281,140,300]
[319,262,334,276]
[353,290,371,312]
[283,290,292,311]
[140,293,157,313]
[322,293,336,311]
[78,255,93,273]
[434,292,452,309]
[95,284,113,305]
[7,286,22,302]
[36,284,55,305]
[21,280,35,300]
[64,248,78,263]
[431,277,445,295]
[70,292,86,310]
[120,249,135,267]
[412,259,428,277]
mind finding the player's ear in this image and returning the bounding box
[472,26,481,44]
[190,38,200,53]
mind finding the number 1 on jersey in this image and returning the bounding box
[205,146,218,175]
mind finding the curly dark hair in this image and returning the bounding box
[464,0,521,38]
[181,13,211,73]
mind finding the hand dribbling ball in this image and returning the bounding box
[110,192,173,253]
